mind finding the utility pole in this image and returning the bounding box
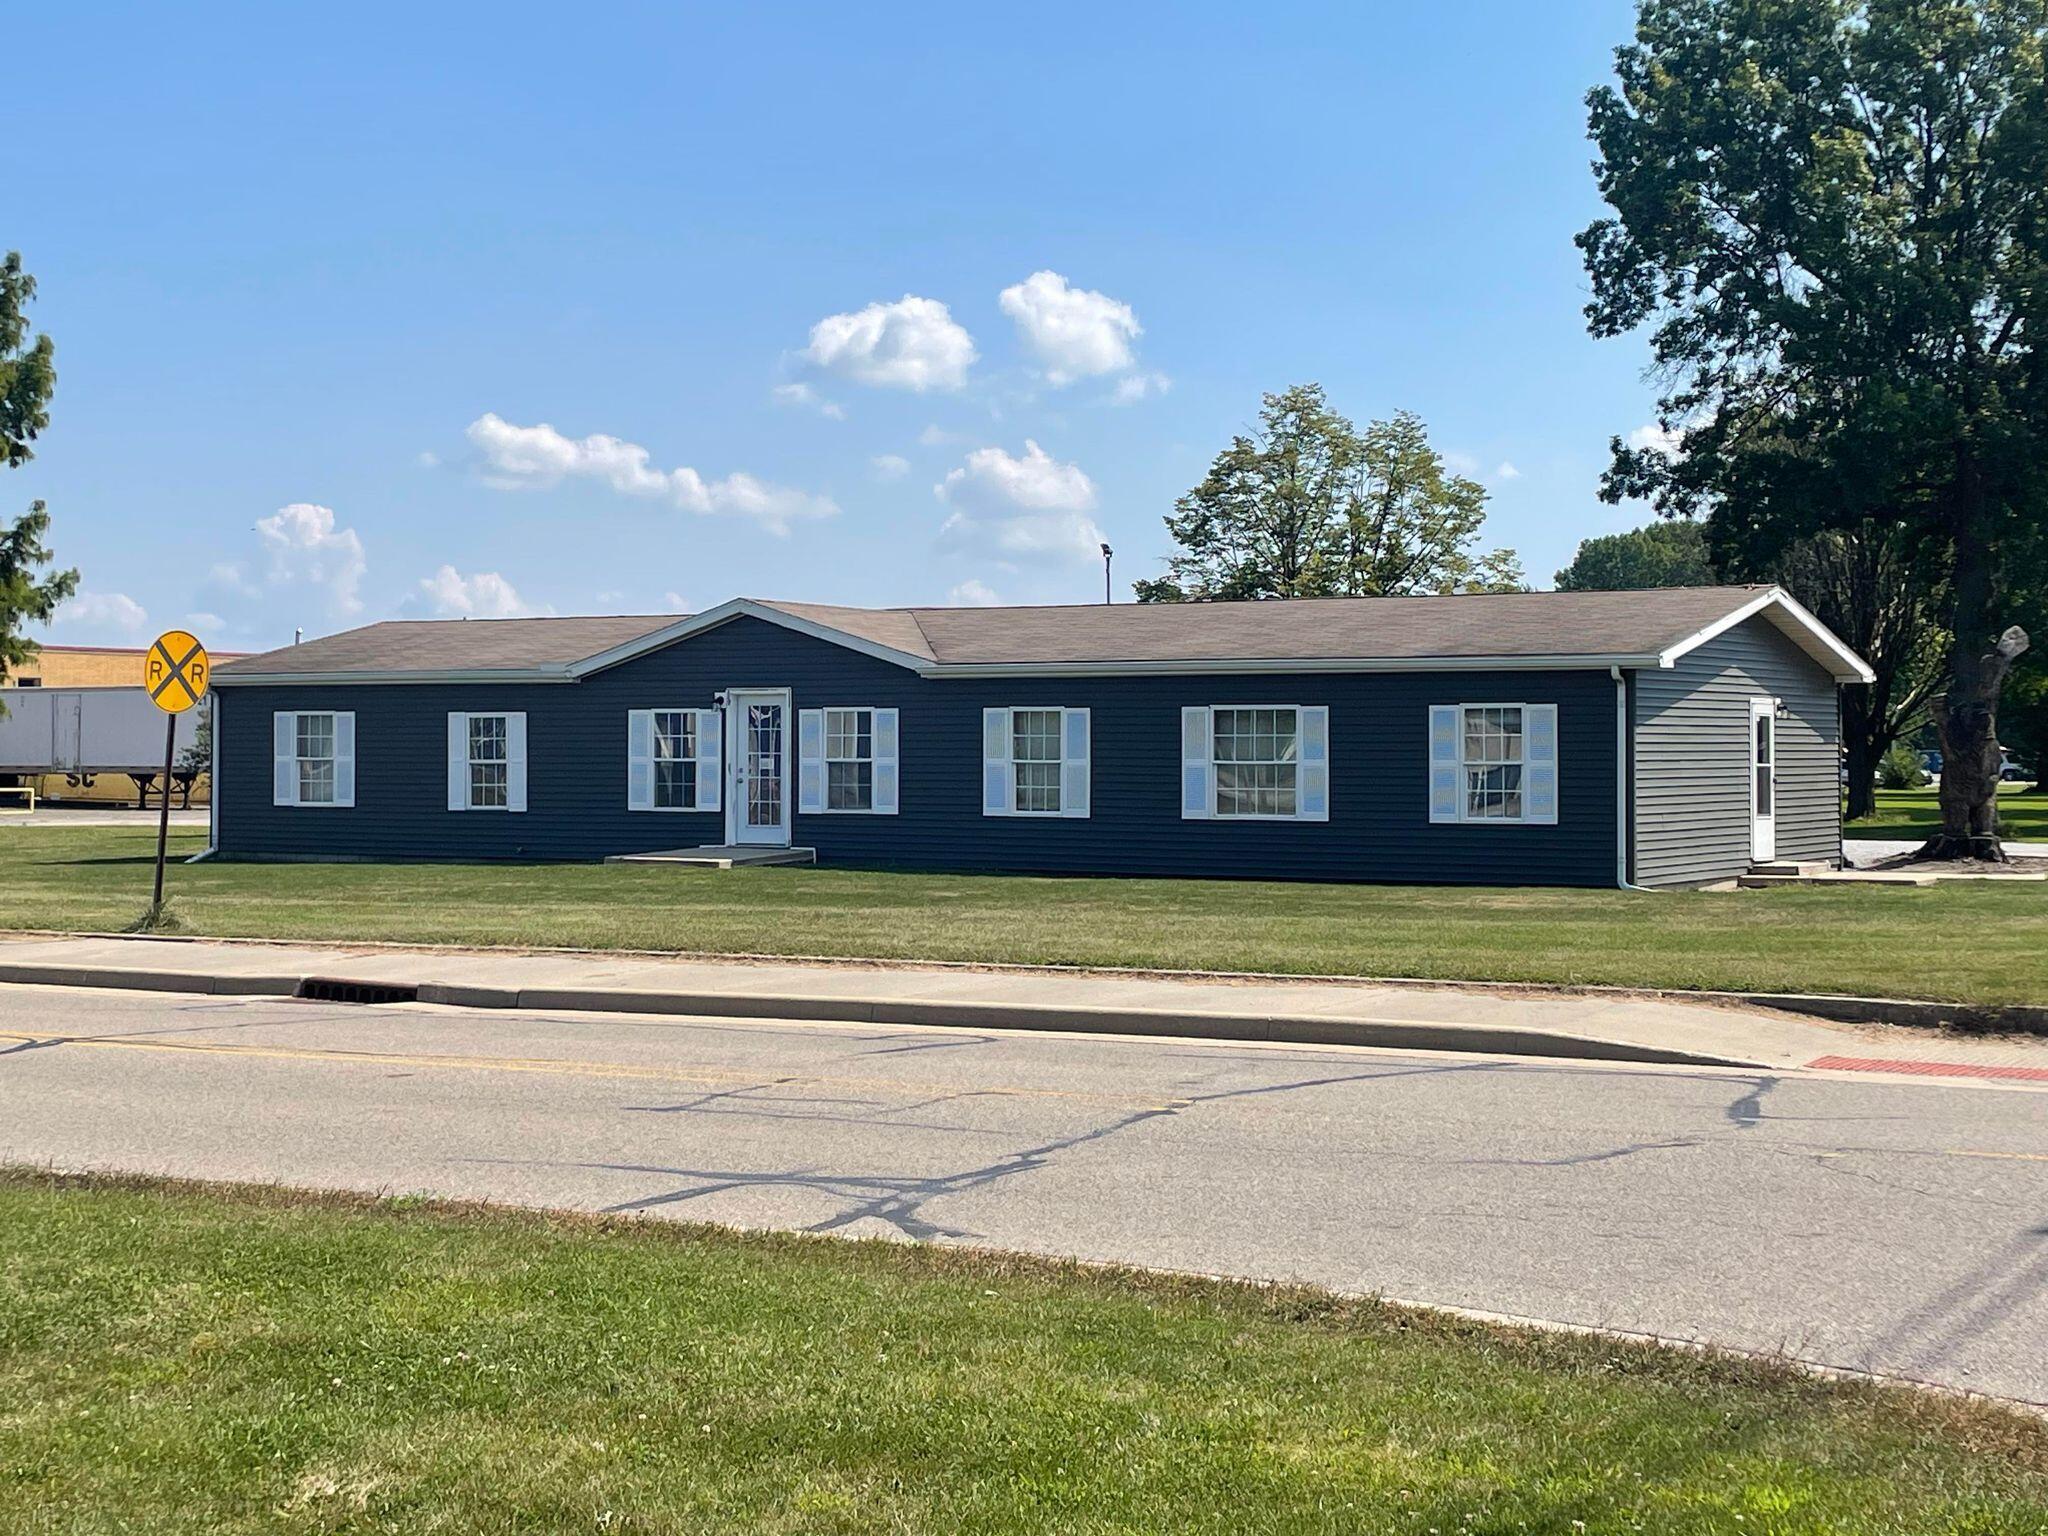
[1100,543,1113,604]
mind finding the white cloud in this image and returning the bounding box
[802,295,976,392]
[998,270,1143,386]
[948,579,1001,606]
[257,502,367,616]
[917,424,956,447]
[1495,461,1522,480]
[414,565,546,619]
[1443,451,1481,479]
[1627,422,1683,458]
[771,382,846,420]
[207,561,261,599]
[184,611,226,633]
[54,590,149,635]
[1111,371,1172,404]
[870,453,911,480]
[935,440,1105,566]
[662,591,689,611]
[465,413,837,535]
[416,450,440,469]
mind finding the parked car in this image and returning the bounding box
[2002,755,2033,782]
[1920,749,1944,777]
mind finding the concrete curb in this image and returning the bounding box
[9,928,2047,1037]
[0,961,1762,1070]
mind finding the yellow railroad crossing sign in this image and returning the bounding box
[145,629,209,713]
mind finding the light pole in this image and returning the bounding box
[1100,542,1113,604]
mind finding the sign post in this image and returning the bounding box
[143,629,209,916]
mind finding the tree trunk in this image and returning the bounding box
[1915,530,2029,861]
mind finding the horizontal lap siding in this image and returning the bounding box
[1632,617,1840,887]
[218,615,1618,885]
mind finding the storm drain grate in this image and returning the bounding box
[295,977,420,1006]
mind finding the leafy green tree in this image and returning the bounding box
[1581,0,2048,859]
[1757,528,1946,820]
[1,252,76,703]
[2001,662,2048,789]
[1136,385,1520,602]
[1554,521,1716,591]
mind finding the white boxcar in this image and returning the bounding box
[0,687,203,773]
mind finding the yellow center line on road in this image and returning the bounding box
[1942,1148,2048,1162]
[0,1030,1182,1111]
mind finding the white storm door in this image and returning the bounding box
[1750,698,1776,862]
[727,690,792,846]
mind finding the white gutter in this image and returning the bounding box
[216,651,1676,687]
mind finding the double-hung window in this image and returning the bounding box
[1181,705,1329,821]
[983,706,1089,818]
[272,710,355,807]
[468,715,509,808]
[627,708,721,812]
[447,712,527,812]
[1428,703,1557,825]
[828,709,874,810]
[653,710,697,808]
[796,706,899,814]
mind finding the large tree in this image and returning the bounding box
[1582,0,2048,859]
[1554,520,1716,590]
[1,251,75,698]
[1135,384,1521,602]
[1759,528,1945,819]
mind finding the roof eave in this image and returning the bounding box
[1656,587,1876,684]
[212,666,576,687]
[915,652,1671,678]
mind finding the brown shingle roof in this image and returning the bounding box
[215,615,681,678]
[218,586,1868,682]
[877,587,1770,666]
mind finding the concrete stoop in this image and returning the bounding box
[604,845,817,869]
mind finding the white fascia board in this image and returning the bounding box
[212,668,574,687]
[568,598,934,679]
[917,653,1668,679]
[1656,588,1875,684]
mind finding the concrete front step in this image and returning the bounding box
[1748,860,1835,877]
[604,845,818,869]
[1739,870,1933,888]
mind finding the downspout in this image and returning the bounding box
[1612,664,1647,890]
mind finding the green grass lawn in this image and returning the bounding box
[2,1172,2041,1534]
[1847,785,2048,842]
[5,825,2048,1003]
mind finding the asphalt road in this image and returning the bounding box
[2,984,2044,1403]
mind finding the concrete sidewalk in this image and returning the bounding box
[4,932,2046,1077]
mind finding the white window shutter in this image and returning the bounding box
[694,708,721,812]
[273,712,296,806]
[1524,703,1558,824]
[447,713,469,811]
[982,708,1011,816]
[1428,705,1461,824]
[627,710,655,811]
[1061,707,1090,819]
[332,713,356,808]
[1298,705,1329,821]
[505,713,528,812]
[1181,706,1212,819]
[872,707,899,814]
[797,708,825,814]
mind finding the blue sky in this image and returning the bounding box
[14,1,1663,651]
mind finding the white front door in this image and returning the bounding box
[1750,697,1776,862]
[727,689,791,846]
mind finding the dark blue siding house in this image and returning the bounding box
[207,587,1872,888]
